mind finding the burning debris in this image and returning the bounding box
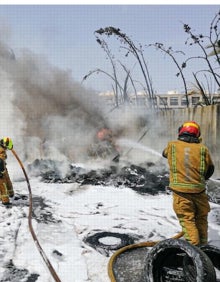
[87,127,121,160]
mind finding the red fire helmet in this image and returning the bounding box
[178,121,201,137]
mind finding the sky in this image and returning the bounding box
[0,3,219,94]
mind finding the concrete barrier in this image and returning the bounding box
[137,105,220,178]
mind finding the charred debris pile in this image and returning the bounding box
[27,159,220,202]
[28,159,169,195]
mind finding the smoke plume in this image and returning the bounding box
[0,27,154,165]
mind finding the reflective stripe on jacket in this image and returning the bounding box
[163,140,214,193]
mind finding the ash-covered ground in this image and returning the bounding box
[28,158,220,204]
[27,159,220,282]
[0,158,219,282]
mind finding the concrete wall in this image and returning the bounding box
[132,105,220,178]
[159,105,220,177]
[159,105,219,148]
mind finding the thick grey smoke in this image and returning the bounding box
[0,29,155,165]
[0,37,111,161]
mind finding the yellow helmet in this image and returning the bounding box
[0,137,13,150]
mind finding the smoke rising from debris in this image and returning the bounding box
[0,35,109,161]
[0,33,150,164]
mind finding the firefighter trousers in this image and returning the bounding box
[0,169,14,204]
[172,190,210,246]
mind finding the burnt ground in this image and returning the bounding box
[0,159,219,281]
[2,260,39,282]
[28,158,220,203]
[25,159,220,282]
[0,193,62,282]
[28,159,169,195]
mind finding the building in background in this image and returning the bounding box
[99,90,220,109]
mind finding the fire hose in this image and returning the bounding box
[108,231,184,282]
[11,148,183,282]
[112,127,150,162]
[11,149,62,282]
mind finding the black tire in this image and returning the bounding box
[161,266,185,282]
[83,231,137,256]
[200,244,220,270]
[183,249,216,282]
[85,231,135,250]
[160,250,186,281]
[183,244,220,282]
[144,238,216,282]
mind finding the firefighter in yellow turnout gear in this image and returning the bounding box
[162,121,214,246]
[0,137,14,207]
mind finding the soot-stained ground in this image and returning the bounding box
[0,194,49,282]
[26,159,220,282]
[28,158,220,204]
[28,159,169,195]
[2,260,39,282]
[1,159,219,282]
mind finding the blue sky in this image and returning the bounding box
[0,4,219,93]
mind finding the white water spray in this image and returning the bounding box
[117,138,162,157]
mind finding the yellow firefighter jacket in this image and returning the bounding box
[163,139,214,193]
